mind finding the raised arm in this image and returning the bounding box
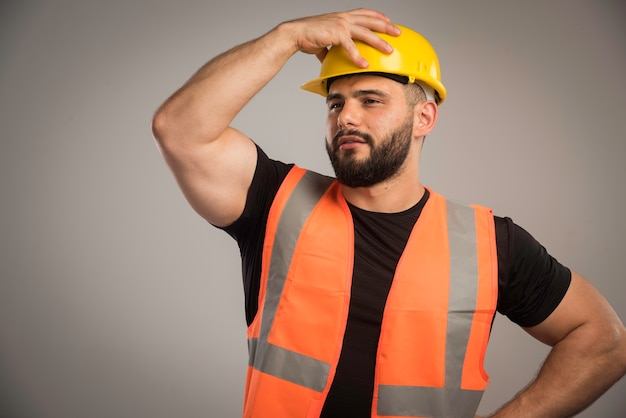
[490,271,626,417]
[151,8,400,226]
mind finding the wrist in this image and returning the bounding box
[269,21,301,58]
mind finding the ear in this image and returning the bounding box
[412,101,438,138]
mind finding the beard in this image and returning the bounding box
[325,117,414,188]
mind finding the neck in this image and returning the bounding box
[342,170,425,213]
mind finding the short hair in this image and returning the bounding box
[403,82,427,107]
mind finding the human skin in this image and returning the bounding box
[152,8,626,417]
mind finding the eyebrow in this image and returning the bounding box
[326,89,391,104]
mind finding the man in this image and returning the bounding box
[152,8,626,418]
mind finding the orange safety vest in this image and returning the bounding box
[244,167,498,418]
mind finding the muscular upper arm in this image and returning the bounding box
[523,271,625,349]
[156,126,258,227]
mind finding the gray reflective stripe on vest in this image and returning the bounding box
[248,170,334,392]
[377,199,484,417]
[248,337,331,392]
[378,386,483,418]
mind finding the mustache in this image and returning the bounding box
[331,129,373,148]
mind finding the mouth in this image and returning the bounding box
[339,135,366,145]
[335,131,369,150]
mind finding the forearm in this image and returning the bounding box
[150,9,398,225]
[152,23,297,146]
[490,321,626,417]
[152,8,399,150]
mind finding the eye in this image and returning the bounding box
[328,101,343,111]
[363,97,382,105]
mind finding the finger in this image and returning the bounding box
[353,18,401,40]
[352,25,396,53]
[315,48,328,64]
[337,14,401,67]
[340,26,397,68]
[343,9,400,36]
[337,36,370,68]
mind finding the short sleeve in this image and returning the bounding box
[495,217,572,327]
[220,143,292,325]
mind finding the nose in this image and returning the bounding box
[337,100,359,129]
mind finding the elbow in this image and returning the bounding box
[614,323,626,377]
[151,106,172,149]
[151,99,219,154]
[599,317,626,383]
[151,104,186,157]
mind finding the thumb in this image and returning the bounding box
[315,47,328,64]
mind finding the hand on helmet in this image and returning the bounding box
[282,8,400,68]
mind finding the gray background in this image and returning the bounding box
[1,0,625,416]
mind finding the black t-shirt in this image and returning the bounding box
[222,145,571,417]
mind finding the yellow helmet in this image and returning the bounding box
[301,24,446,104]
